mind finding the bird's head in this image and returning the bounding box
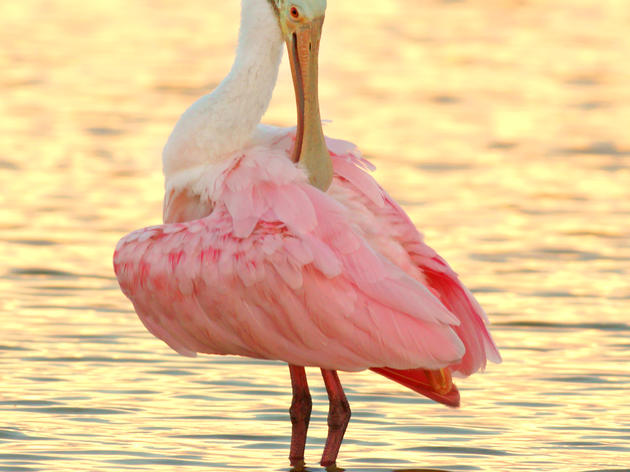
[268,0,327,35]
[267,0,332,191]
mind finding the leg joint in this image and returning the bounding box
[327,398,351,429]
[289,392,312,424]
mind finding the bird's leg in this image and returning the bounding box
[288,364,312,471]
[320,369,351,470]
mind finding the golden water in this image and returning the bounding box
[1,1,629,471]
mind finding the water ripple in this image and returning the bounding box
[1,1,629,471]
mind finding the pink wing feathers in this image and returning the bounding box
[326,136,501,377]
[115,129,500,408]
[114,144,466,373]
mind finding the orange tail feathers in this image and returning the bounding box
[370,367,460,408]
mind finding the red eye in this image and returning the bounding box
[290,6,300,19]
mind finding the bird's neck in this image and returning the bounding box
[218,1,284,142]
[163,0,283,179]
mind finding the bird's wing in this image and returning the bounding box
[114,147,466,372]
[326,137,502,376]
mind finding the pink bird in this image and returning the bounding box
[114,0,501,470]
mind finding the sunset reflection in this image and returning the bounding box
[1,1,628,471]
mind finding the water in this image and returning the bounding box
[1,0,629,471]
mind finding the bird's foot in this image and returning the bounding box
[324,462,345,472]
[290,458,306,472]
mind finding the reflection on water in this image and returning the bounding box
[1,0,629,471]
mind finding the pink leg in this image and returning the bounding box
[289,365,312,470]
[320,369,351,469]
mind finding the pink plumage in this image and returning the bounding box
[114,130,500,383]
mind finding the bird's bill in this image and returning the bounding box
[286,16,333,191]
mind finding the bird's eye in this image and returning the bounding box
[290,6,300,19]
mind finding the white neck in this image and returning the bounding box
[163,0,283,179]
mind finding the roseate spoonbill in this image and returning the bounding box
[113,0,501,469]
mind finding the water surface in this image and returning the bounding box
[1,1,629,471]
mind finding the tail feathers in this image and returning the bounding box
[371,367,460,408]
